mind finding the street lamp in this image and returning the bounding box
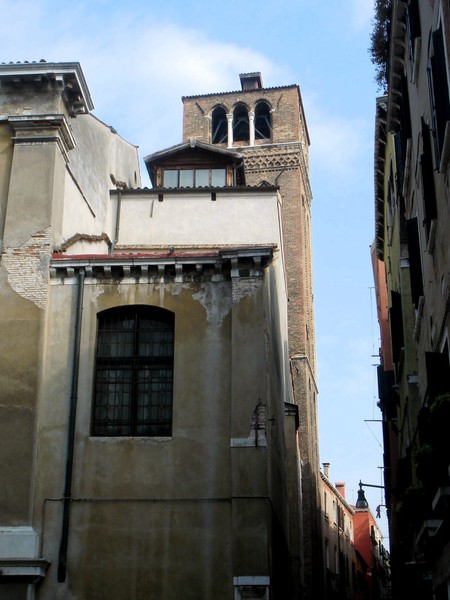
[355,481,369,508]
[355,480,385,509]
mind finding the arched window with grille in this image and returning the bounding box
[211,106,228,144]
[233,103,249,143]
[92,305,174,437]
[255,101,271,140]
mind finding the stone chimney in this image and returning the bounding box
[335,482,346,499]
[322,462,330,478]
[239,72,263,90]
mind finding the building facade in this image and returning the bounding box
[182,73,322,599]
[321,465,356,600]
[320,466,390,600]
[0,63,322,599]
[372,1,450,599]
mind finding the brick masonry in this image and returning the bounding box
[182,80,323,599]
[2,227,52,309]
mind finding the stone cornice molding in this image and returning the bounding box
[50,247,274,283]
[0,61,94,113]
[8,114,76,162]
[0,558,50,583]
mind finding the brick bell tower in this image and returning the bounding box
[182,73,323,599]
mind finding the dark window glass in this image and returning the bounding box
[430,26,450,159]
[93,306,174,437]
[212,106,228,144]
[255,101,271,140]
[233,104,249,142]
[407,0,421,62]
[425,349,450,403]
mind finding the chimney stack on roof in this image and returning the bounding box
[239,72,263,90]
[335,482,346,499]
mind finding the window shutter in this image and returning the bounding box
[406,217,424,307]
[390,291,404,365]
[431,27,450,155]
[420,119,437,234]
[425,351,450,402]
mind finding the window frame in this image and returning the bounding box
[428,24,450,164]
[163,167,226,188]
[92,305,175,437]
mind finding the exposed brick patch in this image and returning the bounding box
[3,227,52,309]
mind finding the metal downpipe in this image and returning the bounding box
[57,267,85,582]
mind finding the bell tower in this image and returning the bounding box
[182,74,322,600]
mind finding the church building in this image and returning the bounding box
[0,62,321,600]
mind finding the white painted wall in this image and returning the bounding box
[106,190,283,250]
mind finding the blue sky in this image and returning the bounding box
[2,0,389,543]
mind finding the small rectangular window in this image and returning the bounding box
[163,167,227,189]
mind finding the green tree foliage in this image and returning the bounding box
[369,0,392,92]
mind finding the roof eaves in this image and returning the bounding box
[143,139,243,164]
[181,83,299,101]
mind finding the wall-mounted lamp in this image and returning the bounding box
[356,479,385,509]
[355,481,369,508]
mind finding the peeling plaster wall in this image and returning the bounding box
[192,281,232,327]
[0,65,296,599]
[0,67,142,593]
[34,273,283,599]
[0,264,42,525]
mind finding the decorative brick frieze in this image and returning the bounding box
[242,144,312,201]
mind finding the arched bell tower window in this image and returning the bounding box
[212,106,228,144]
[255,101,271,140]
[233,104,249,143]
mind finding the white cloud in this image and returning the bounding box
[0,0,287,182]
[80,21,282,144]
[303,95,371,181]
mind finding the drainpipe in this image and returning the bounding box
[57,267,85,583]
